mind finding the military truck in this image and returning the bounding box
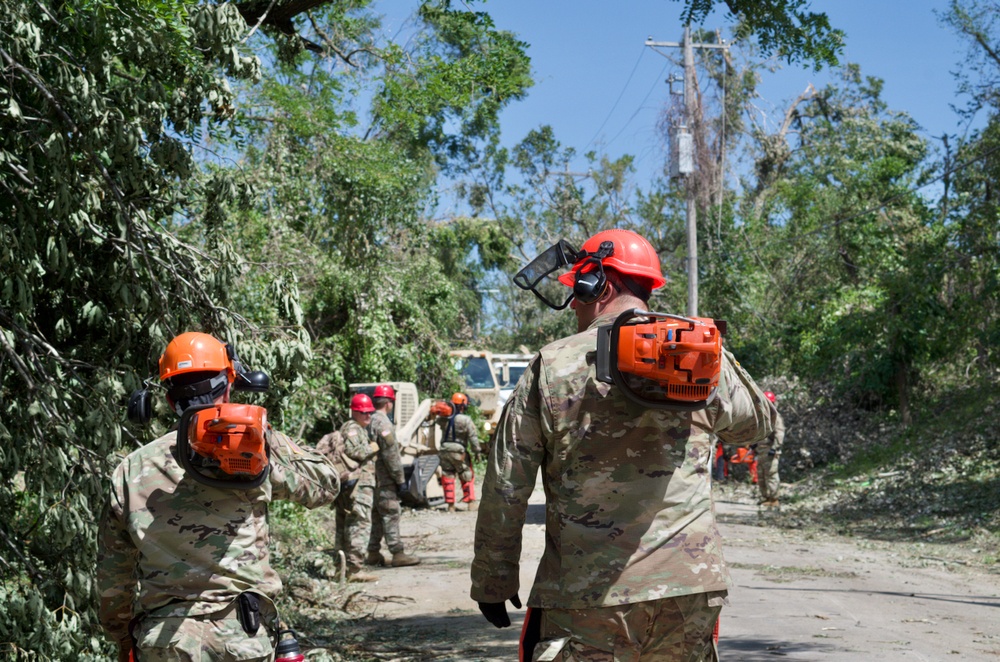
[491,352,534,409]
[448,349,503,438]
[348,382,444,508]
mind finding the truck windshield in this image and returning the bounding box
[457,357,497,389]
[506,365,527,387]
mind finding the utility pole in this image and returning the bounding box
[646,28,729,317]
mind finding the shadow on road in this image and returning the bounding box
[739,583,1000,609]
[718,633,844,660]
[526,503,545,525]
[304,612,521,661]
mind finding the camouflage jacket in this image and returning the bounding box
[436,413,482,454]
[97,428,340,645]
[470,311,776,609]
[369,410,405,486]
[757,410,786,453]
[339,418,378,487]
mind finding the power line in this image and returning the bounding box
[583,47,647,153]
[605,58,672,149]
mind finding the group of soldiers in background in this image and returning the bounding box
[713,390,786,507]
[326,385,482,582]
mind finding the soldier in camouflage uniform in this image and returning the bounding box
[365,384,421,567]
[98,332,341,662]
[332,393,381,581]
[756,391,786,507]
[436,392,482,512]
[471,230,776,661]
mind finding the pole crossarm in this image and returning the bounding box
[645,39,730,50]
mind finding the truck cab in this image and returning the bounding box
[492,352,534,409]
[448,350,502,437]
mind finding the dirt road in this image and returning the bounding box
[333,481,1000,661]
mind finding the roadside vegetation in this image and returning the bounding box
[2,0,999,658]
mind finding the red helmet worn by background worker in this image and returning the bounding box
[373,384,395,401]
[557,229,667,291]
[451,392,469,407]
[764,391,777,403]
[351,393,376,413]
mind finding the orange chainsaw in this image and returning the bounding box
[177,403,271,489]
[596,309,726,410]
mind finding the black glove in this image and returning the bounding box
[477,594,522,628]
[396,482,408,496]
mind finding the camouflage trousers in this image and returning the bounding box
[757,450,781,501]
[335,480,373,573]
[438,447,474,483]
[530,591,726,662]
[367,481,403,555]
[135,598,277,661]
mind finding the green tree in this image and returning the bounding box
[0,1,279,658]
[726,65,940,423]
[677,0,844,68]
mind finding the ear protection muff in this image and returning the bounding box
[573,257,609,304]
[127,387,153,425]
[227,341,271,393]
[572,241,616,304]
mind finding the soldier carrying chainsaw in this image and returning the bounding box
[470,229,778,661]
[98,332,342,662]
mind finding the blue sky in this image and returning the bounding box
[421,0,981,189]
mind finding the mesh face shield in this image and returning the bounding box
[513,239,581,310]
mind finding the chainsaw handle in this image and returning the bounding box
[205,415,256,429]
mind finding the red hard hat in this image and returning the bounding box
[373,384,395,400]
[764,391,776,403]
[558,229,666,290]
[350,393,375,413]
[451,392,469,406]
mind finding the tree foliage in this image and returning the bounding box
[677,0,844,69]
[0,0,530,657]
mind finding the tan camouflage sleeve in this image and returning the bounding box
[470,357,545,603]
[772,411,785,449]
[713,349,776,445]
[96,471,138,646]
[463,416,482,454]
[268,430,341,508]
[372,417,406,485]
[343,425,377,463]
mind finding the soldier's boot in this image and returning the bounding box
[442,476,457,513]
[761,499,780,508]
[461,479,477,511]
[391,550,421,567]
[365,551,386,566]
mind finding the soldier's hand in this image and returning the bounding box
[477,593,522,628]
[396,482,407,496]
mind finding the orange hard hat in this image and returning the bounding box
[373,384,395,400]
[159,332,236,384]
[558,229,666,290]
[451,392,469,407]
[351,393,375,413]
[764,391,776,403]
